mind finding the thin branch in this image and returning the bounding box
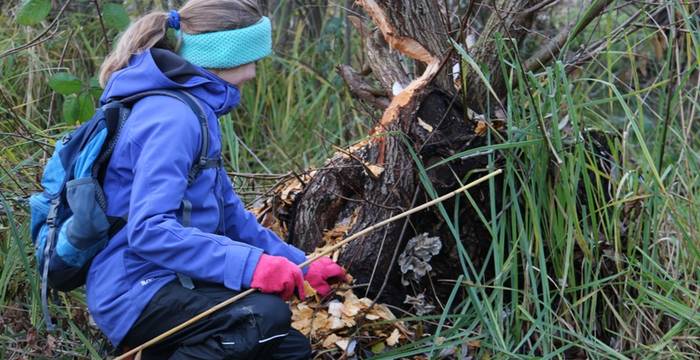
[0,0,73,59]
[524,0,615,72]
[47,27,76,128]
[93,0,112,51]
[337,64,390,110]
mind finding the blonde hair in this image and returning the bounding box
[98,0,262,87]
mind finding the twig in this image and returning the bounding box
[0,132,52,148]
[564,7,646,72]
[47,27,76,128]
[114,169,503,360]
[343,0,353,65]
[524,0,615,72]
[93,0,112,51]
[337,64,390,110]
[0,0,73,59]
[368,185,420,307]
[0,163,29,197]
[228,171,291,179]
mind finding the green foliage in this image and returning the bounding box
[48,72,82,95]
[102,3,130,31]
[63,93,95,124]
[15,0,51,26]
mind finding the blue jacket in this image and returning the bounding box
[86,48,307,346]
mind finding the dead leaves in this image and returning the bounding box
[386,328,401,346]
[474,119,506,136]
[291,287,407,354]
[250,171,316,236]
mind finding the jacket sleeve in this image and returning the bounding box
[220,170,307,267]
[126,96,262,291]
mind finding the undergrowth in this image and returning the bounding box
[1,1,699,359]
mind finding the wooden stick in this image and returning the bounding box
[115,169,502,360]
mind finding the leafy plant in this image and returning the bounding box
[15,0,51,26]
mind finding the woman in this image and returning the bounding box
[90,0,346,358]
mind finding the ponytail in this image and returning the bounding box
[98,12,175,87]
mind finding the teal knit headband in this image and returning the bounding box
[176,16,272,69]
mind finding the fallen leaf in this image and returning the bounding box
[365,314,380,320]
[372,304,397,321]
[323,333,341,349]
[341,316,356,327]
[386,329,401,346]
[335,338,350,351]
[475,121,488,136]
[435,336,446,345]
[330,316,346,330]
[328,300,344,318]
[303,281,317,299]
[311,311,329,334]
[291,317,312,335]
[371,341,386,353]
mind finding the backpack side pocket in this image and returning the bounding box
[57,177,110,267]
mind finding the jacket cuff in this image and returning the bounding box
[224,245,263,290]
[285,244,309,274]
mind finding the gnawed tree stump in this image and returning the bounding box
[251,0,614,308]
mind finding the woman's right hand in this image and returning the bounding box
[250,254,305,301]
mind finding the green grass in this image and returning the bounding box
[368,3,700,358]
[2,1,700,359]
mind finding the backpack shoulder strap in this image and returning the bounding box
[113,89,218,185]
[109,90,220,290]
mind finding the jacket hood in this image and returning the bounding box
[100,48,241,117]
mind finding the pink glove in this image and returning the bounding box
[304,256,347,297]
[250,254,305,301]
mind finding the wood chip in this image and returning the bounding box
[417,117,434,132]
[366,164,385,178]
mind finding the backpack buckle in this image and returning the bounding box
[46,199,60,227]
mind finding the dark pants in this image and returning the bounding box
[120,280,311,359]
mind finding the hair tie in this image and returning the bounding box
[167,9,180,30]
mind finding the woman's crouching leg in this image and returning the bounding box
[168,291,311,360]
[121,280,311,360]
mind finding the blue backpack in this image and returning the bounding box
[29,89,216,329]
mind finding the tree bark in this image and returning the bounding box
[260,0,508,304]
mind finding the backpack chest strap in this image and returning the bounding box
[187,156,223,185]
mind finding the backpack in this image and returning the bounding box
[28,89,219,330]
